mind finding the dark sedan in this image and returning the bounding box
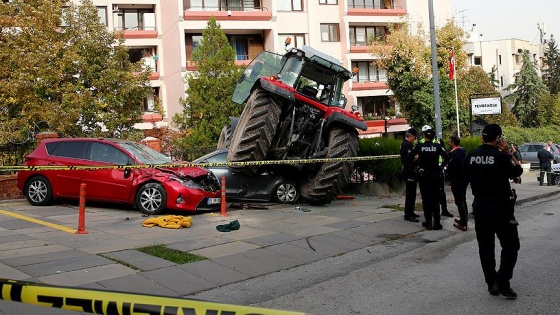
[193,149,299,204]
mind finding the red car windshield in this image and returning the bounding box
[115,141,172,165]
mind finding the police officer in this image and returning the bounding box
[407,127,449,230]
[420,125,454,218]
[400,128,420,222]
[464,124,523,299]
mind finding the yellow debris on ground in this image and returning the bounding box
[142,215,192,229]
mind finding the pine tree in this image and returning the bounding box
[543,35,560,95]
[505,50,548,127]
[174,16,242,153]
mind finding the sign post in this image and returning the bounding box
[469,95,502,134]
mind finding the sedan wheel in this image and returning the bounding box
[136,183,167,215]
[24,176,53,206]
[273,182,299,204]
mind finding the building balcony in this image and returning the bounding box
[117,29,158,39]
[352,81,389,91]
[183,4,272,21]
[347,2,406,17]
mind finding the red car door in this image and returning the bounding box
[81,142,134,203]
[47,141,90,198]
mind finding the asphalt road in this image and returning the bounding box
[193,195,560,315]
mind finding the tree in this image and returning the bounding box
[0,0,151,146]
[368,21,514,137]
[505,50,548,127]
[543,35,560,95]
[174,16,243,152]
[488,66,499,89]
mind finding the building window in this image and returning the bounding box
[348,0,393,9]
[500,76,503,87]
[498,54,502,65]
[320,24,339,42]
[187,0,257,11]
[349,26,386,45]
[187,34,263,61]
[474,56,481,66]
[115,8,156,31]
[278,34,305,51]
[278,0,303,11]
[144,87,160,112]
[351,61,386,82]
[129,47,158,72]
[319,0,337,4]
[359,96,393,118]
[97,7,107,26]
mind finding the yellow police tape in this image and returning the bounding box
[0,278,311,315]
[0,155,399,171]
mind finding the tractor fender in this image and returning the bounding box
[258,78,296,103]
[325,112,368,131]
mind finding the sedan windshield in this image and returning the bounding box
[115,141,172,164]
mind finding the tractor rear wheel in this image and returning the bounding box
[217,125,232,149]
[300,127,359,204]
[227,88,282,176]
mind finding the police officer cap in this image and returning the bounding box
[407,128,418,137]
[482,123,502,141]
[424,128,436,138]
[421,125,432,132]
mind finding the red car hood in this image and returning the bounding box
[147,163,209,179]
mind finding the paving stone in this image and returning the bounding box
[102,249,175,271]
[96,274,178,296]
[288,238,347,257]
[266,243,327,264]
[1,249,85,267]
[0,219,40,230]
[210,253,278,277]
[0,244,72,260]
[0,263,30,280]
[190,241,260,259]
[328,229,383,246]
[141,266,215,295]
[243,232,303,246]
[38,263,137,287]
[166,237,231,252]
[18,254,113,277]
[309,233,365,252]
[241,248,304,271]
[178,260,248,286]
[323,219,370,229]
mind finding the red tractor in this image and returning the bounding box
[221,45,367,204]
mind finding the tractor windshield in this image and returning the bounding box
[232,51,283,104]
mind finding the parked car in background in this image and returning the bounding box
[17,138,221,215]
[193,149,299,204]
[518,142,560,168]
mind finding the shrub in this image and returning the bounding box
[456,136,482,154]
[356,138,402,188]
[502,126,560,145]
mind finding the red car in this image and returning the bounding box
[17,138,221,215]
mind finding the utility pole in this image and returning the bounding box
[428,0,442,139]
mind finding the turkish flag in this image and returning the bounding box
[449,49,455,80]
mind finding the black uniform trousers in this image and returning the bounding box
[473,201,520,288]
[451,182,468,225]
[404,177,417,217]
[418,170,441,225]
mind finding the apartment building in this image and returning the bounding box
[464,35,543,98]
[84,0,452,135]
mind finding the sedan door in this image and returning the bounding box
[81,142,134,202]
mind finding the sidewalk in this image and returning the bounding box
[0,170,557,301]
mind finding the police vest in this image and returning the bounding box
[420,137,445,164]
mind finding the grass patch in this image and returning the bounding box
[136,244,207,264]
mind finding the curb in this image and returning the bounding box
[517,190,560,205]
